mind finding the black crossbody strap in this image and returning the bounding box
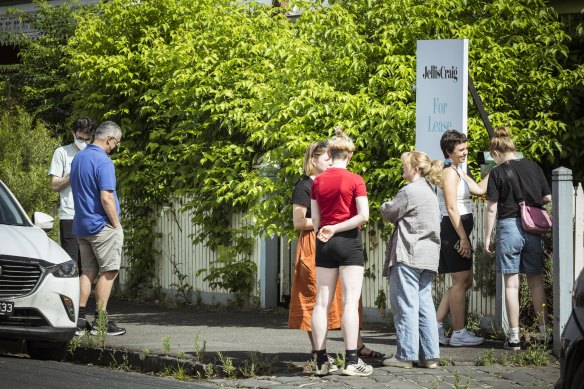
[501,162,525,203]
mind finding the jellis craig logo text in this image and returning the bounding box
[422,65,458,82]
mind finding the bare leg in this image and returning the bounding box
[79,271,97,307]
[307,331,315,352]
[311,267,339,351]
[339,265,364,350]
[448,270,473,330]
[504,273,520,329]
[526,274,548,326]
[94,270,119,312]
[436,291,450,324]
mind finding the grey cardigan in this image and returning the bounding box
[380,178,441,276]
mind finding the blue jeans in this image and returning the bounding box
[495,217,544,274]
[389,262,439,361]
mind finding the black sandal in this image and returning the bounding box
[357,344,385,359]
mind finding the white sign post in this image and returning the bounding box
[415,39,469,161]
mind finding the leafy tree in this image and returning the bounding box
[0,0,85,135]
[63,0,583,287]
[0,104,59,216]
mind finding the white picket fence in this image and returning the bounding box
[118,197,497,320]
[117,179,583,325]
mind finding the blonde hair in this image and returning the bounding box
[327,126,355,160]
[401,151,443,188]
[303,141,328,176]
[489,126,516,154]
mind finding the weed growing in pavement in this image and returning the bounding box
[142,347,150,356]
[204,362,216,378]
[242,351,275,376]
[69,334,82,354]
[172,366,189,381]
[438,357,453,366]
[194,332,207,362]
[333,352,345,370]
[475,349,497,366]
[163,336,171,354]
[283,361,296,374]
[177,351,186,359]
[239,360,256,378]
[161,363,189,381]
[453,370,470,389]
[217,352,237,379]
[110,352,131,372]
[465,312,483,336]
[506,345,551,366]
[94,307,107,348]
[476,345,551,366]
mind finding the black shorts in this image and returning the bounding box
[438,213,474,274]
[315,228,364,268]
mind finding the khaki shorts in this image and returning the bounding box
[78,224,124,273]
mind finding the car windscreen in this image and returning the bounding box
[0,184,29,226]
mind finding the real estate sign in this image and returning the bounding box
[415,39,469,161]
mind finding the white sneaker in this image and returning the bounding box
[438,325,449,346]
[326,354,339,372]
[449,329,484,347]
[417,359,438,369]
[383,355,413,368]
[314,361,331,376]
[342,358,373,376]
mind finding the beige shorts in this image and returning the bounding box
[78,224,124,273]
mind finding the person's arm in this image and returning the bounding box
[292,204,313,231]
[100,190,120,228]
[484,200,498,254]
[380,188,408,224]
[461,170,489,196]
[51,175,70,192]
[443,168,472,258]
[311,199,321,233]
[317,196,369,242]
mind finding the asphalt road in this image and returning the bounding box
[0,353,213,389]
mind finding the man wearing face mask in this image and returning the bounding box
[49,117,95,270]
[70,121,125,336]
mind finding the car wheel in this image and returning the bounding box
[26,340,69,361]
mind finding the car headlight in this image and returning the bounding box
[47,260,79,278]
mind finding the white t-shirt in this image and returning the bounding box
[48,144,78,220]
[437,165,472,218]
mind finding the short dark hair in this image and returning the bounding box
[439,130,467,159]
[72,117,95,135]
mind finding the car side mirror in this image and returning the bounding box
[33,212,54,232]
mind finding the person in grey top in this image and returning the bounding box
[380,151,442,369]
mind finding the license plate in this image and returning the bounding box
[0,301,14,316]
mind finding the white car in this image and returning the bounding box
[0,179,79,361]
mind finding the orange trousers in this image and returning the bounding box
[288,230,362,330]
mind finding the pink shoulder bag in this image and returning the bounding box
[502,162,552,235]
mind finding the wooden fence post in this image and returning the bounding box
[552,167,574,356]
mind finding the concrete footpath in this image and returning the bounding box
[68,299,560,389]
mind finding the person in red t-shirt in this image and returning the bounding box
[310,127,372,377]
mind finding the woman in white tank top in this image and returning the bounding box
[435,130,488,347]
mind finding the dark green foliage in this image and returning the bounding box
[0,104,59,216]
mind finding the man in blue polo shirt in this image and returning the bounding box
[70,121,125,336]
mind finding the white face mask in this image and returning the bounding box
[74,139,88,150]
